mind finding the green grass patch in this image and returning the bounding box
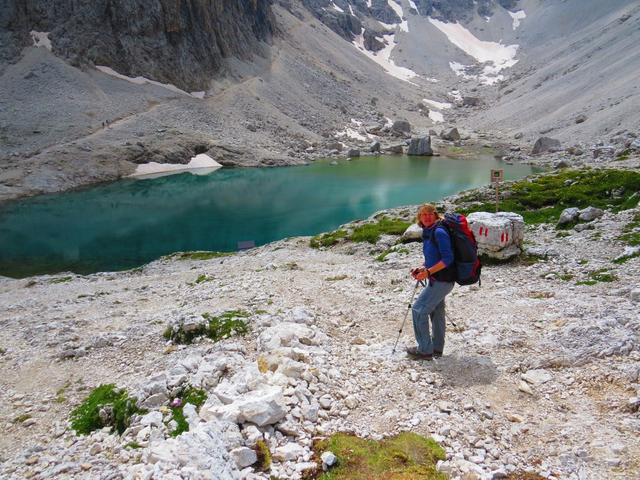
[376,247,410,262]
[310,229,348,248]
[349,217,411,244]
[125,441,142,449]
[618,211,640,246]
[576,269,618,285]
[167,387,207,437]
[70,384,144,435]
[255,439,272,472]
[164,310,250,344]
[173,251,234,261]
[458,169,640,225]
[49,276,73,284]
[55,382,72,404]
[325,274,348,281]
[613,250,640,264]
[558,273,574,281]
[615,149,630,161]
[313,432,446,480]
[13,413,32,423]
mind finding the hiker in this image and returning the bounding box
[407,203,455,360]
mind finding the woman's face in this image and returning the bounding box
[420,211,437,227]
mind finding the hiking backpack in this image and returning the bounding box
[436,213,482,286]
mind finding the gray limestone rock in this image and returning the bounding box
[558,207,580,225]
[441,128,461,142]
[391,119,411,135]
[407,136,433,156]
[578,206,604,222]
[532,137,561,155]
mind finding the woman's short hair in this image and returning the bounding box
[416,203,443,226]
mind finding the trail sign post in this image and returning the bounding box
[491,169,504,212]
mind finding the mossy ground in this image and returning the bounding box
[312,432,446,480]
[310,217,411,248]
[171,251,234,261]
[70,384,144,435]
[163,310,250,344]
[459,169,640,225]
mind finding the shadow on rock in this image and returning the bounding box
[431,353,499,387]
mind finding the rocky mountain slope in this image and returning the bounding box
[1,0,640,202]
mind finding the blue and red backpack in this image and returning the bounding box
[433,213,482,286]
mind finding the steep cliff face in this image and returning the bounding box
[1,0,275,90]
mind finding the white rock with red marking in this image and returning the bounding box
[467,212,524,259]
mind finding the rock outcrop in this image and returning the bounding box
[1,0,275,90]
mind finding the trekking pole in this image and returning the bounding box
[391,280,425,354]
[445,310,467,343]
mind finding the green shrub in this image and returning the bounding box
[70,384,143,435]
[314,432,446,480]
[165,310,250,344]
[255,439,272,472]
[168,387,208,437]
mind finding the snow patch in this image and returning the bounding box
[423,99,452,110]
[422,98,450,123]
[429,111,444,123]
[30,31,52,51]
[330,2,344,13]
[352,28,418,84]
[429,18,518,67]
[387,0,408,32]
[348,4,355,15]
[130,154,222,179]
[508,10,526,30]
[429,18,518,84]
[408,0,418,10]
[96,66,205,99]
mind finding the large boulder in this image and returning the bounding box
[441,128,460,141]
[462,96,481,107]
[385,144,404,154]
[407,136,433,156]
[558,207,580,225]
[391,119,411,135]
[578,206,604,222]
[532,137,561,155]
[400,223,422,243]
[467,212,525,260]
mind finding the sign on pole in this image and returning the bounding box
[490,169,504,212]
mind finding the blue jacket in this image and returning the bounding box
[422,223,455,282]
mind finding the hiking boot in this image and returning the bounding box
[406,346,433,361]
[433,350,443,358]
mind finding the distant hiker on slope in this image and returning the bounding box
[406,203,456,360]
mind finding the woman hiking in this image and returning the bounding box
[407,203,455,360]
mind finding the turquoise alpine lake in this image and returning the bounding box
[0,155,538,277]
